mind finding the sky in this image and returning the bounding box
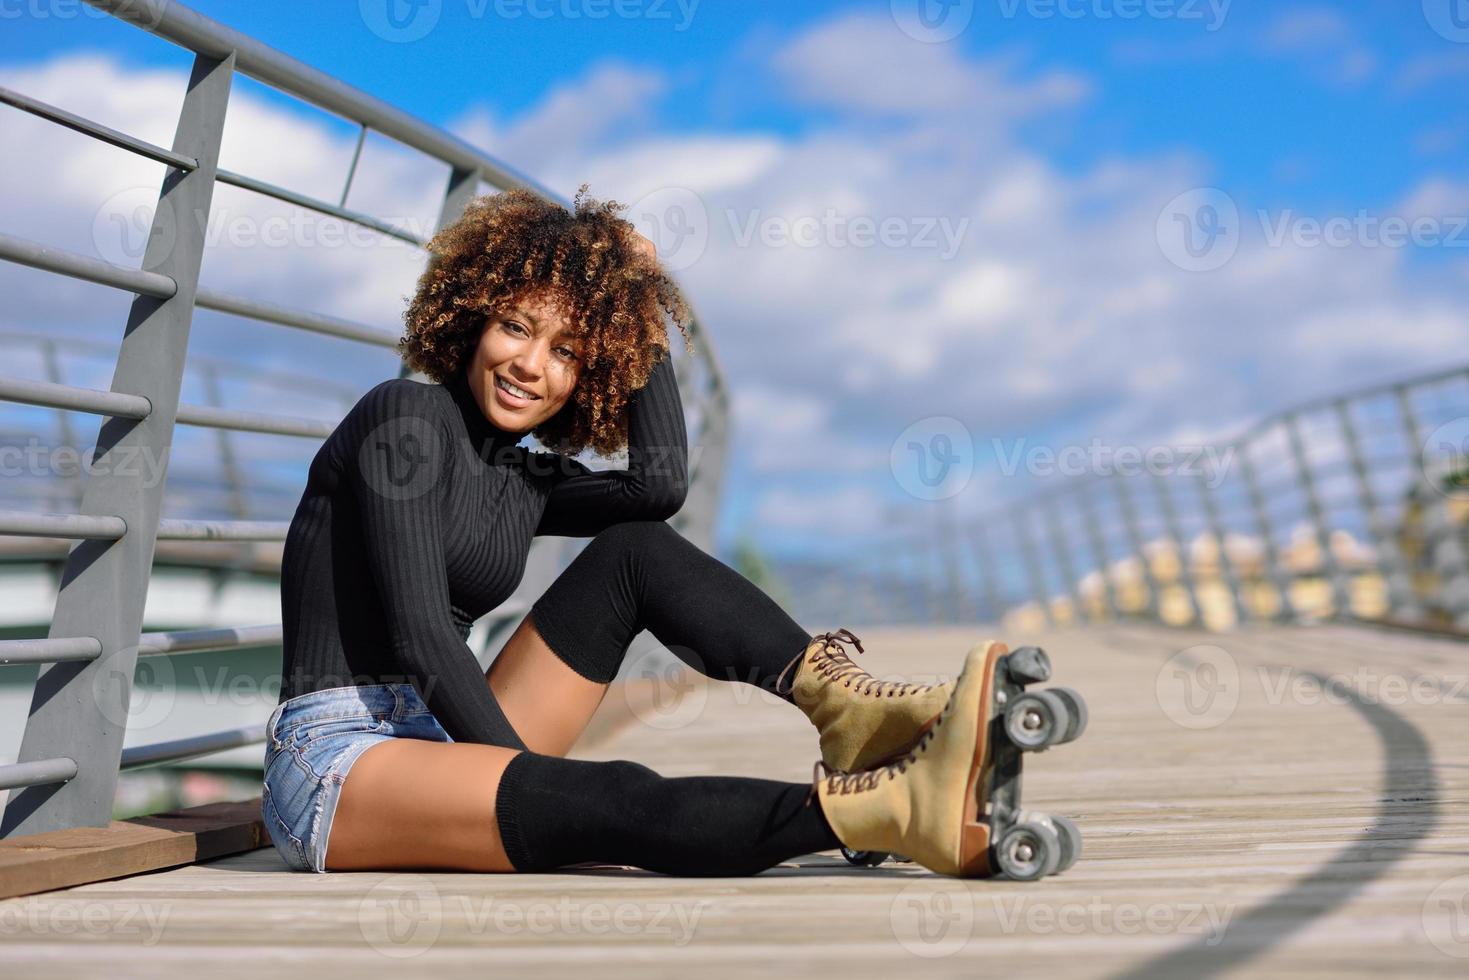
[1,0,1467,564]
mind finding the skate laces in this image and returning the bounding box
[775,628,931,699]
[804,705,948,805]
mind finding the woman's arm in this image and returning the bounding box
[342,380,525,748]
[534,349,689,537]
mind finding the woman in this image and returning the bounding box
[262,186,999,878]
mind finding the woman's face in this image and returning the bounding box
[466,290,582,434]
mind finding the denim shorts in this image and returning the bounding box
[261,683,453,873]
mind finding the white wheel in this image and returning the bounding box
[1004,690,1070,750]
[994,820,1062,881]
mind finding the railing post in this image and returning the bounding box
[1151,472,1202,626]
[2,52,235,837]
[1043,497,1087,624]
[41,339,82,513]
[1335,398,1419,619]
[935,498,965,623]
[968,522,1004,626]
[1113,476,1161,621]
[1193,471,1248,627]
[1237,437,1296,621]
[1013,505,1055,628]
[400,165,479,382]
[1076,484,1120,620]
[1407,382,1469,628]
[904,545,926,625]
[200,364,248,521]
[1284,413,1351,618]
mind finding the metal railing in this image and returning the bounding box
[780,364,1469,635]
[0,0,729,837]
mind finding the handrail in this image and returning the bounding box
[1,0,732,840]
[788,359,1469,633]
[0,377,152,419]
[0,83,197,170]
[120,726,265,770]
[193,288,400,346]
[0,510,127,539]
[0,759,80,793]
[154,519,289,541]
[136,624,283,656]
[87,0,558,199]
[0,637,104,666]
[0,232,176,298]
[172,404,335,439]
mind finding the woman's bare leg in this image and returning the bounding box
[485,612,609,757]
[325,740,520,871]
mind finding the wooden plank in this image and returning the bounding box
[0,623,1462,978]
[0,800,266,900]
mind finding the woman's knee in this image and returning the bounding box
[577,520,684,570]
[589,519,679,551]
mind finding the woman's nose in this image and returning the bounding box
[513,341,549,377]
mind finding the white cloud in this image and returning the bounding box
[1392,50,1469,94]
[1259,6,1376,87]
[2,29,1465,551]
[769,13,1089,120]
[451,62,666,177]
[1261,7,1351,51]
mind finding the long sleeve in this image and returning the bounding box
[534,349,689,537]
[341,381,525,748]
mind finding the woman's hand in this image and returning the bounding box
[630,229,657,262]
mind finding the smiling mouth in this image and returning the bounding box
[495,376,540,401]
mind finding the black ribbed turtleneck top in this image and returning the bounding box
[277,350,689,746]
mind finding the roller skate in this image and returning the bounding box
[812,639,1086,880]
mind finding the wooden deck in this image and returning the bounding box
[0,622,1465,978]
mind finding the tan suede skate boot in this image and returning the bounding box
[809,639,1009,877]
[776,628,955,773]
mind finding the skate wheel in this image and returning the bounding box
[1004,690,1070,751]
[1004,646,1052,685]
[994,820,1062,881]
[842,847,888,867]
[1048,686,1088,743]
[1050,814,1082,872]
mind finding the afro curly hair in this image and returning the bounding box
[398,183,695,458]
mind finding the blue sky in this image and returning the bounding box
[2,0,1467,563]
[7,2,1464,207]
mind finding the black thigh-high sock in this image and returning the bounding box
[528,520,814,699]
[495,751,841,876]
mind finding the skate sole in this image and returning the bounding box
[956,641,1084,879]
[957,640,1008,876]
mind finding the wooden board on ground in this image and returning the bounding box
[0,800,266,900]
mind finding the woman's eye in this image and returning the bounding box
[557,348,577,360]
[505,321,526,335]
